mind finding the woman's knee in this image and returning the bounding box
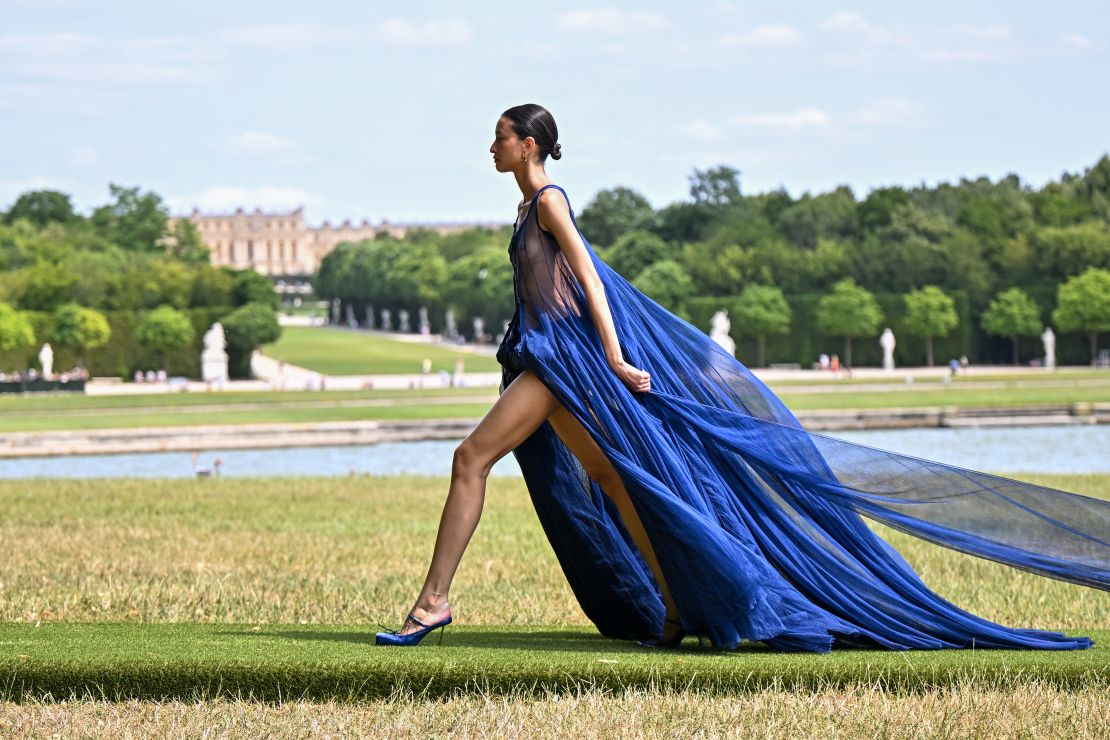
[452,439,494,480]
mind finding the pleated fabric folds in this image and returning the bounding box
[497,183,1107,653]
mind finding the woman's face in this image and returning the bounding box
[490,116,533,173]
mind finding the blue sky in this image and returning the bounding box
[1,1,1106,226]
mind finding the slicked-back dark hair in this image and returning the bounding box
[501,104,562,162]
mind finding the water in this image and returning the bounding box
[1,425,1107,479]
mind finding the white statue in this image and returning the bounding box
[880,327,896,371]
[1041,326,1056,369]
[709,310,735,356]
[472,316,485,343]
[38,342,53,378]
[381,308,392,331]
[201,322,229,384]
[398,309,410,333]
[445,308,457,339]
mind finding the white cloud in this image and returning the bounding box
[951,23,1013,42]
[221,131,315,169]
[681,118,727,143]
[225,131,296,156]
[553,9,670,35]
[222,18,474,50]
[719,25,803,50]
[167,186,325,215]
[728,106,831,132]
[681,97,923,142]
[851,96,922,126]
[818,15,1088,67]
[2,32,222,84]
[221,23,355,51]
[1059,32,1096,49]
[372,18,475,48]
[819,12,890,45]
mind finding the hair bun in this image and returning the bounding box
[550,142,562,160]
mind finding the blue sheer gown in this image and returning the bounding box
[494,183,1108,653]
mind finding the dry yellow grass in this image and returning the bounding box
[1,680,1107,739]
[1,475,1106,631]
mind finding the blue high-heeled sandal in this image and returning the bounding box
[375,611,452,646]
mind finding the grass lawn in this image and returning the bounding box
[263,326,501,375]
[0,473,1106,733]
[0,382,1108,433]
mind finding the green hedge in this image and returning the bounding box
[19,306,235,378]
[685,291,973,368]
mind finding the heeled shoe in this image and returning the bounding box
[636,618,685,648]
[375,611,452,646]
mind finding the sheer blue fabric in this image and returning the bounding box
[495,183,1108,653]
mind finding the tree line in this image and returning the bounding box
[0,186,280,378]
[316,155,1110,367]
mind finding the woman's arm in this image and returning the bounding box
[537,190,650,392]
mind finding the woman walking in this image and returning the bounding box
[376,104,1107,652]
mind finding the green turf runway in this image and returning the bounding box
[2,624,1106,702]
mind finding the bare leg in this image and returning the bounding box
[396,370,561,635]
[546,405,682,638]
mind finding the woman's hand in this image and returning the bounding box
[611,359,651,394]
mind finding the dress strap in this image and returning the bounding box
[528,182,563,206]
[527,183,577,226]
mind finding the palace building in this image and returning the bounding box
[172,206,505,277]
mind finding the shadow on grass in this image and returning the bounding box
[220,627,883,655]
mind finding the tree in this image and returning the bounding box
[90,183,169,252]
[632,260,694,318]
[166,218,211,265]
[817,277,883,368]
[576,186,656,249]
[0,302,36,370]
[221,302,281,378]
[135,305,194,370]
[14,261,78,311]
[689,165,742,207]
[903,285,959,366]
[1052,267,1110,364]
[231,269,280,309]
[734,285,792,367]
[51,303,111,367]
[602,230,672,281]
[2,190,78,227]
[981,287,1041,364]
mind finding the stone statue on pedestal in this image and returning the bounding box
[880,327,896,371]
[201,322,228,383]
[709,310,735,357]
[398,309,410,332]
[38,343,54,378]
[1041,326,1056,369]
[445,308,457,340]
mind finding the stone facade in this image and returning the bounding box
[172,206,505,276]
